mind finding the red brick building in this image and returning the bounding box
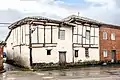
[100,24,120,62]
[0,42,6,71]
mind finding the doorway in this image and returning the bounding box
[111,50,116,62]
[59,51,66,64]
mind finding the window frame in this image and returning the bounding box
[103,49,107,57]
[86,30,90,40]
[103,32,107,40]
[85,48,89,58]
[111,32,115,40]
[59,29,65,40]
[75,50,79,57]
[47,50,51,55]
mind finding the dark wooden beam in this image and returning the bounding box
[29,22,33,67]
[73,34,82,36]
[73,43,98,45]
[83,47,98,49]
[13,44,28,47]
[22,27,23,43]
[20,26,21,54]
[17,29,18,44]
[77,24,78,43]
[58,24,60,39]
[24,26,26,44]
[31,46,56,48]
[32,43,57,44]
[72,26,74,63]
[94,27,95,44]
[91,36,98,37]
[51,26,53,43]
[85,26,86,44]
[89,26,91,47]
[37,26,39,43]
[13,29,14,43]
[43,23,46,47]
[20,26,21,44]
[82,24,84,47]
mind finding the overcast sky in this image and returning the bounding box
[0,0,120,40]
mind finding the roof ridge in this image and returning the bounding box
[63,15,102,24]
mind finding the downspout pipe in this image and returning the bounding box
[72,26,74,63]
[29,21,33,68]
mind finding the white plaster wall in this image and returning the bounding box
[6,23,73,67]
[74,48,99,62]
[73,25,99,45]
[89,48,99,61]
[6,30,14,60]
[6,24,30,68]
[73,25,100,62]
[95,28,99,46]
[57,26,73,63]
[32,26,73,63]
[21,46,30,67]
[32,47,58,63]
[39,25,44,43]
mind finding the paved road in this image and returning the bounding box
[1,63,120,80]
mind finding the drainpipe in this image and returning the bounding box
[72,26,74,63]
[29,21,33,67]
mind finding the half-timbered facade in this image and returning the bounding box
[64,15,101,62]
[5,16,74,68]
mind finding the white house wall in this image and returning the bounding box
[39,26,44,43]
[32,26,73,63]
[6,30,14,60]
[57,27,73,63]
[74,48,99,62]
[6,22,73,68]
[73,24,100,62]
[6,24,30,68]
[6,18,100,68]
[32,47,58,63]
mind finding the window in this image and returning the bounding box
[47,50,51,55]
[103,32,107,40]
[75,50,78,57]
[111,33,115,40]
[86,30,90,40]
[59,30,65,40]
[85,48,89,57]
[103,50,107,57]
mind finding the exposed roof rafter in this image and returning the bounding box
[9,16,75,29]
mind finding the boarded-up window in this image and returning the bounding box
[59,30,65,40]
[75,50,78,57]
[103,50,107,57]
[86,30,90,40]
[85,48,89,57]
[111,33,115,40]
[103,32,107,40]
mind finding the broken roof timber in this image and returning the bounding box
[63,15,102,26]
[5,16,75,42]
[9,16,75,29]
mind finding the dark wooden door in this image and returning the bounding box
[59,52,66,64]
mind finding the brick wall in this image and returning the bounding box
[0,46,3,71]
[100,25,120,61]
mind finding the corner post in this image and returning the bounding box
[29,21,33,67]
[72,26,74,63]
